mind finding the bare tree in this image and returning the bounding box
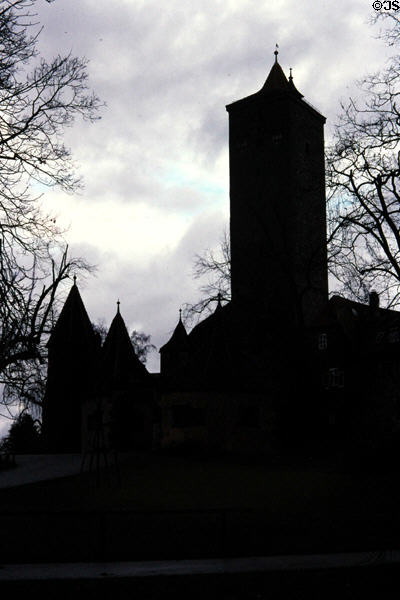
[0,248,90,421]
[326,13,400,308]
[182,228,231,327]
[130,330,156,365]
[0,1,101,419]
[92,319,156,366]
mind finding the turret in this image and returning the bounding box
[159,309,189,379]
[42,279,99,452]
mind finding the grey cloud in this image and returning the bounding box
[72,209,227,370]
[30,0,395,377]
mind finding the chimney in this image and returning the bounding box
[369,291,379,311]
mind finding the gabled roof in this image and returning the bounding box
[47,282,97,350]
[100,309,149,391]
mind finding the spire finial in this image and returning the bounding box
[179,308,182,321]
[73,274,77,286]
[289,67,293,82]
[216,292,222,311]
[117,299,120,313]
[274,43,279,63]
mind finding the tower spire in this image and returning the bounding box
[274,43,279,63]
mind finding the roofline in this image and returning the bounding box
[226,90,326,123]
[330,294,399,314]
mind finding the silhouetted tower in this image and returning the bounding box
[226,50,328,328]
[42,280,99,452]
[159,309,189,381]
[99,301,149,393]
[98,302,153,451]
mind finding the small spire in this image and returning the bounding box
[215,292,223,314]
[289,67,293,82]
[274,43,279,63]
[117,299,120,313]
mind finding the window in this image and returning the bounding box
[388,328,400,343]
[318,333,328,350]
[324,368,344,389]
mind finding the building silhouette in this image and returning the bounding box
[42,54,400,457]
[42,280,99,452]
[158,52,329,453]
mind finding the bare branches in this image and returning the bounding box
[0,1,100,416]
[0,245,93,416]
[92,320,156,366]
[182,228,231,327]
[327,14,400,307]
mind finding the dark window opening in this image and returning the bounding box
[172,406,205,428]
[318,333,328,350]
[323,368,345,389]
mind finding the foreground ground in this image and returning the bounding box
[0,450,398,563]
[0,450,395,513]
[1,561,400,599]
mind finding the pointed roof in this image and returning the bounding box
[47,281,97,349]
[288,67,303,97]
[99,307,148,391]
[214,293,223,314]
[226,53,324,122]
[185,301,236,387]
[260,60,291,93]
[159,311,188,354]
[259,58,304,100]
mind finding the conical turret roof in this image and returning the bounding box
[100,307,148,391]
[261,60,290,93]
[159,312,188,354]
[260,60,303,98]
[47,281,97,350]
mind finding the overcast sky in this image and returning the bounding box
[22,1,399,376]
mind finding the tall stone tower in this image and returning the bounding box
[226,52,328,328]
[42,281,99,452]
